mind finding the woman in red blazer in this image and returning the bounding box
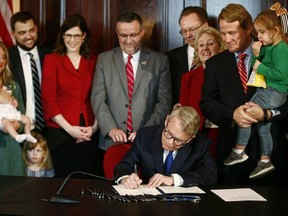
[179,27,226,158]
[42,14,99,177]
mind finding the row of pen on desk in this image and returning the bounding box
[81,187,201,202]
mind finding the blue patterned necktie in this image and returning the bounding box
[164,151,174,176]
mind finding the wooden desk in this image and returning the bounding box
[0,176,287,216]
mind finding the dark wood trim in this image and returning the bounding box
[19,0,282,54]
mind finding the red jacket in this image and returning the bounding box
[179,65,205,129]
[42,53,97,128]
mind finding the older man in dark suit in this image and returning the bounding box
[114,106,217,189]
[167,6,208,104]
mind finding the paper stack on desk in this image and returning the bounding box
[113,184,205,196]
[211,188,267,202]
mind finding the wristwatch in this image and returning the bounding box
[263,109,268,122]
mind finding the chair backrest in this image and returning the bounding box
[103,143,131,179]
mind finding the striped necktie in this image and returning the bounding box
[238,53,247,94]
[126,55,134,133]
[28,53,45,130]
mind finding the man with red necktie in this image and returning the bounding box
[200,3,288,186]
[91,12,172,155]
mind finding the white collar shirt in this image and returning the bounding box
[17,46,41,127]
[123,50,140,80]
[187,45,195,70]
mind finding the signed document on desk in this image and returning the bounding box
[113,185,205,196]
[211,188,267,202]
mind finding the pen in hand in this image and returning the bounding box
[133,164,140,188]
[128,164,142,188]
[134,164,138,175]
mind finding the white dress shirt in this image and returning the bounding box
[116,150,184,186]
[123,50,140,80]
[187,45,195,70]
[17,46,41,128]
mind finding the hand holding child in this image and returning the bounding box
[0,87,13,104]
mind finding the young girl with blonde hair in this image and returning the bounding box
[23,131,54,177]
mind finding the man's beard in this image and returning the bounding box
[16,40,37,51]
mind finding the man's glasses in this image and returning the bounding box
[117,29,142,40]
[179,23,204,36]
[163,127,189,146]
[63,34,83,40]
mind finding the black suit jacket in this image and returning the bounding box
[8,45,51,106]
[200,49,288,185]
[114,125,217,186]
[200,50,255,128]
[167,45,189,104]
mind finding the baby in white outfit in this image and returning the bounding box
[0,87,36,143]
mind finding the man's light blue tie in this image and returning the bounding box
[164,151,174,176]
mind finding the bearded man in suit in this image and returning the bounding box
[8,11,51,131]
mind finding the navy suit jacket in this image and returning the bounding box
[8,45,51,106]
[167,44,189,104]
[114,125,217,186]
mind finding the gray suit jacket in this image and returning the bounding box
[91,47,172,150]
